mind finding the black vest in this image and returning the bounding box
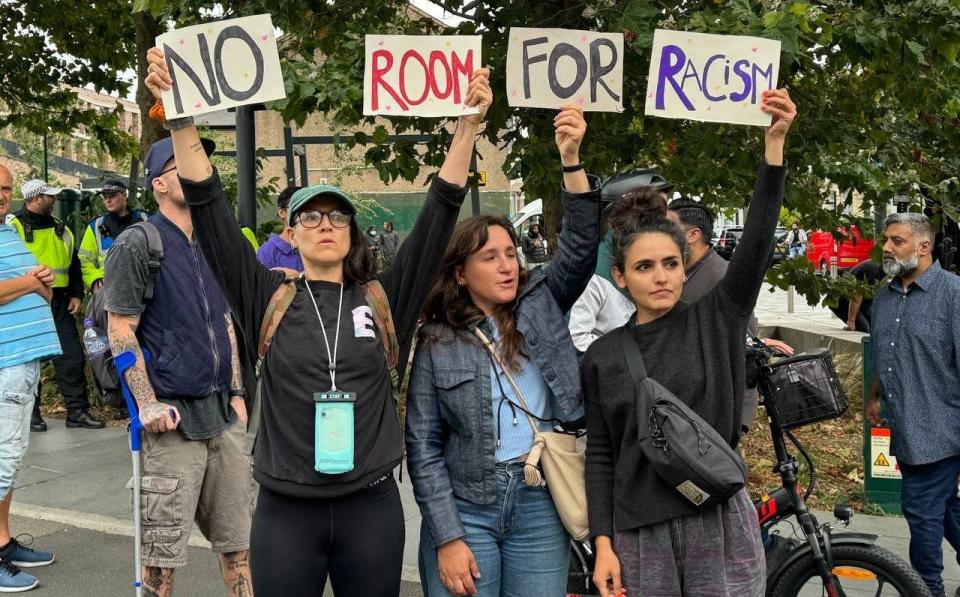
[138,214,232,399]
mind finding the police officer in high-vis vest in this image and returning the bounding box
[8,180,105,430]
[78,179,148,292]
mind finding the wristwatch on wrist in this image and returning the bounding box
[562,162,585,173]
[229,388,247,399]
[163,116,196,131]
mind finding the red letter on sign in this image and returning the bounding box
[450,49,474,104]
[399,50,431,107]
[371,49,407,111]
[428,51,453,99]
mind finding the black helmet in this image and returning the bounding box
[601,167,672,207]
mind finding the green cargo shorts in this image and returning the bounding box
[137,420,254,568]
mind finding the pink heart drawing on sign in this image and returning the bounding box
[751,46,758,52]
[194,102,202,109]
[511,89,518,97]
[577,98,585,106]
[261,34,268,41]
[377,40,384,46]
[385,105,391,111]
[178,38,184,45]
[581,35,587,42]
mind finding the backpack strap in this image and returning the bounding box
[244,280,297,456]
[129,222,164,302]
[362,279,399,370]
[256,281,298,374]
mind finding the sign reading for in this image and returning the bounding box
[507,28,624,112]
[364,35,481,117]
[157,14,286,119]
[644,30,781,127]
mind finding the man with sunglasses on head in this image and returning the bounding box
[101,136,254,597]
[78,179,149,293]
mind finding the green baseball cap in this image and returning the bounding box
[286,184,356,226]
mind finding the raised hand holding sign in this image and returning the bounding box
[156,14,286,118]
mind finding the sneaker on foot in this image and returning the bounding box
[6,537,53,568]
[0,560,38,592]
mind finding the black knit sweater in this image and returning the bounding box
[582,162,787,537]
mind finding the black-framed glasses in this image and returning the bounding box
[157,165,178,177]
[297,209,352,229]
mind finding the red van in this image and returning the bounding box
[805,226,875,274]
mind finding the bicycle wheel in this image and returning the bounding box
[770,543,932,597]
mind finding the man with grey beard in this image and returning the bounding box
[868,212,960,597]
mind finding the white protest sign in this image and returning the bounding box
[363,35,481,117]
[644,30,781,127]
[507,28,624,112]
[157,14,286,118]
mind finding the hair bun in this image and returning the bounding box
[606,188,668,235]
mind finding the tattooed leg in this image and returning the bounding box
[219,550,253,597]
[142,566,175,597]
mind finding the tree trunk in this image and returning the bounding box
[135,11,166,160]
[543,190,564,252]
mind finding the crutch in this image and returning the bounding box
[115,350,149,597]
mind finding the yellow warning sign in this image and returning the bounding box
[870,428,901,480]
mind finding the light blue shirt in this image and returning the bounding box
[0,224,61,369]
[486,319,555,462]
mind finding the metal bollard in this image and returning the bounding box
[787,285,795,314]
[830,256,838,279]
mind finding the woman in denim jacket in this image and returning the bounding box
[405,106,600,597]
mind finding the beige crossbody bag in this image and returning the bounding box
[475,328,589,540]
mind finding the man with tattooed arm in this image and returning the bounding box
[102,137,253,597]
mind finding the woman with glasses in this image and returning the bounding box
[144,47,492,596]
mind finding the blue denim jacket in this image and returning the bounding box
[406,178,601,547]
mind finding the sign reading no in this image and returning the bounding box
[157,14,286,119]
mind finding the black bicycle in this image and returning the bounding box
[748,341,930,597]
[564,342,931,597]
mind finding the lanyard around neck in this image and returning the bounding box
[304,277,344,391]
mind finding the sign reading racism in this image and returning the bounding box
[363,35,482,117]
[644,30,781,127]
[506,28,624,112]
[157,14,286,119]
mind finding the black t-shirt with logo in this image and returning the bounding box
[181,170,467,498]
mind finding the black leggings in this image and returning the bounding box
[250,476,405,596]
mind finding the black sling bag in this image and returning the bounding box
[619,327,748,507]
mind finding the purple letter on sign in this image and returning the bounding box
[655,45,694,111]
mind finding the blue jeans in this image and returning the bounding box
[419,461,569,597]
[0,360,39,500]
[900,454,960,597]
[788,244,805,258]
